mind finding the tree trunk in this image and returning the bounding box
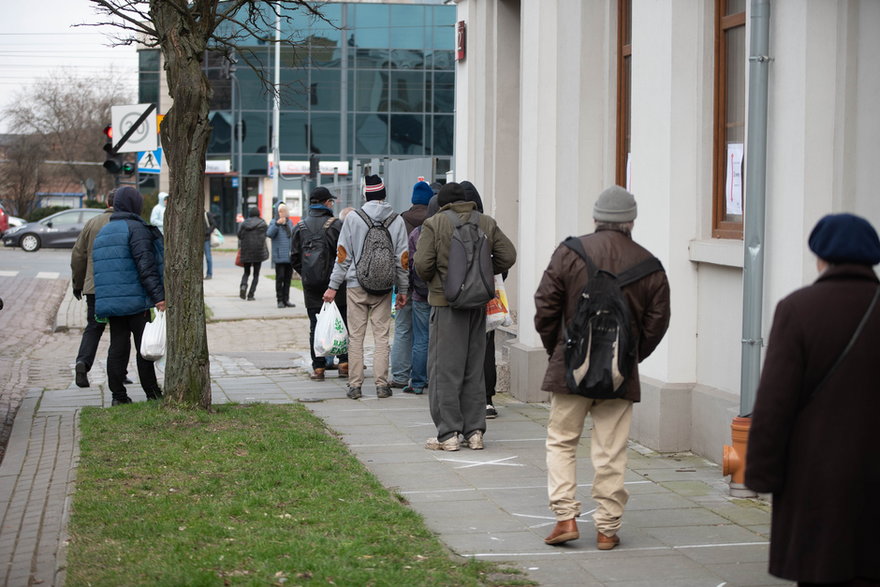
[151,1,214,409]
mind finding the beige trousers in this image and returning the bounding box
[546,392,633,536]
[344,286,392,388]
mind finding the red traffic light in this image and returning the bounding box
[103,125,113,140]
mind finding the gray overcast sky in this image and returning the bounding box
[0,0,139,132]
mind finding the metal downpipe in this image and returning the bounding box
[724,0,771,497]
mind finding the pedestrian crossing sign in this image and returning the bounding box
[138,148,162,174]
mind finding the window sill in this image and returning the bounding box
[688,239,743,268]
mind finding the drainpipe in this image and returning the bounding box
[723,0,771,497]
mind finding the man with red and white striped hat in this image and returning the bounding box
[323,175,409,400]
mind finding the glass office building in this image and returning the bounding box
[139,1,455,231]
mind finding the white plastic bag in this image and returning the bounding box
[313,301,348,357]
[210,228,224,248]
[140,309,166,361]
[485,274,513,331]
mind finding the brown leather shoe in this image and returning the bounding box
[310,368,325,381]
[337,362,348,378]
[596,531,620,550]
[544,518,579,545]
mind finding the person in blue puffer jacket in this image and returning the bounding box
[93,186,166,405]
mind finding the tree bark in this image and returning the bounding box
[150,1,215,409]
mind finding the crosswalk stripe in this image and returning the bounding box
[35,272,60,279]
[0,270,19,277]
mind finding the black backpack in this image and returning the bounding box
[443,210,495,309]
[297,217,336,290]
[354,209,399,295]
[562,236,663,399]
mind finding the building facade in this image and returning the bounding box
[452,0,880,464]
[138,0,456,231]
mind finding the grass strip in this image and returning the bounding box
[67,402,529,586]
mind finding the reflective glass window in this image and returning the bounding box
[280,112,308,153]
[207,110,234,154]
[354,70,388,112]
[431,72,454,113]
[390,50,425,70]
[241,111,269,154]
[432,115,453,156]
[389,71,425,113]
[310,113,341,155]
[390,114,424,155]
[237,68,271,110]
[310,69,342,111]
[355,113,388,153]
[352,5,390,49]
[390,5,425,49]
[281,68,310,109]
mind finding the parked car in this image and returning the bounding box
[0,203,8,236]
[2,208,104,252]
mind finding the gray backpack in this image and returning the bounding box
[354,209,398,295]
[443,210,494,309]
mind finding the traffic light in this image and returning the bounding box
[102,125,123,175]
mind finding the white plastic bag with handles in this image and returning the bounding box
[140,310,166,361]
[313,301,348,356]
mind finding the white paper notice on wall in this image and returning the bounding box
[726,143,744,215]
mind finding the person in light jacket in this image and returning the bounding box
[266,203,296,308]
[746,213,880,587]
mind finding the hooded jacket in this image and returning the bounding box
[328,199,409,295]
[237,207,269,263]
[266,216,295,264]
[150,192,168,232]
[413,200,516,307]
[93,187,165,318]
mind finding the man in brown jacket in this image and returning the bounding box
[414,182,516,451]
[534,185,670,549]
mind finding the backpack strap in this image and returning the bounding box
[562,236,599,276]
[381,212,398,228]
[322,217,335,230]
[562,236,663,286]
[355,208,373,227]
[616,257,664,287]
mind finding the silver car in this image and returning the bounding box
[2,208,104,252]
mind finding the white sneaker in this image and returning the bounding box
[425,436,460,451]
[467,430,484,450]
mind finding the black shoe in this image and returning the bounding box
[124,376,134,385]
[146,389,163,401]
[240,285,247,299]
[74,362,89,388]
[486,404,498,419]
[247,296,255,301]
[390,380,408,389]
[346,386,362,400]
[284,301,296,307]
[204,275,212,280]
[277,301,286,308]
[377,386,392,399]
[111,396,133,406]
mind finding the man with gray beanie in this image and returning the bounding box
[534,185,670,549]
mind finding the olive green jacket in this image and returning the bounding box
[70,208,114,294]
[413,200,516,307]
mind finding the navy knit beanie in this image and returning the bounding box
[808,213,880,266]
[411,181,433,206]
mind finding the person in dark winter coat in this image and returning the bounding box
[92,186,165,405]
[291,187,347,380]
[266,203,296,308]
[461,180,503,419]
[534,186,670,550]
[390,180,434,388]
[746,213,880,587]
[237,206,269,300]
[414,182,516,452]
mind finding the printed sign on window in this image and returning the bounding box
[726,143,744,216]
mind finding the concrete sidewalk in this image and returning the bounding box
[0,253,790,586]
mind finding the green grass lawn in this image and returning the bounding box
[67,403,528,586]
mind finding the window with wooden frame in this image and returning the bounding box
[616,0,632,189]
[712,0,746,239]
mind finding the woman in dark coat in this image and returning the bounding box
[746,213,880,587]
[237,206,269,300]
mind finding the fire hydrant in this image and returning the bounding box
[722,416,756,497]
